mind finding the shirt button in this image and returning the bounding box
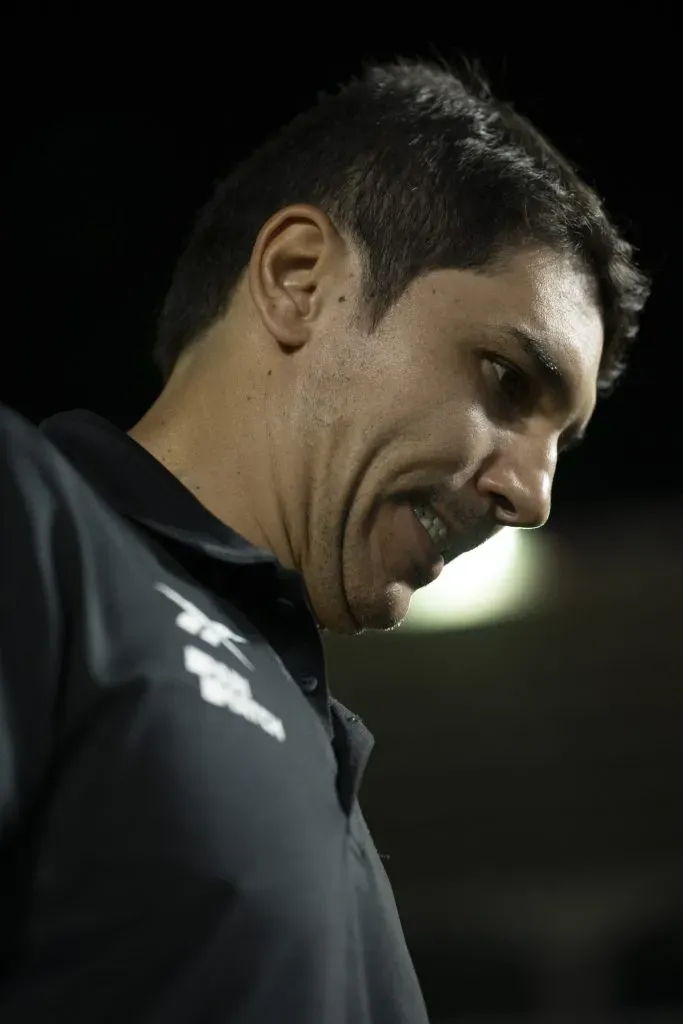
[300,673,319,693]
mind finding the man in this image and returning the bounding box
[0,57,649,1022]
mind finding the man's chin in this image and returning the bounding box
[341,580,415,634]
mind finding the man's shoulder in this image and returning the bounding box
[1,401,63,466]
[0,402,100,517]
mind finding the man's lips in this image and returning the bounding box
[407,491,498,564]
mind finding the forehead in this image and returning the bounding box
[411,246,604,401]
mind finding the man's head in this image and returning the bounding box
[137,57,650,635]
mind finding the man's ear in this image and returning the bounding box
[248,204,338,349]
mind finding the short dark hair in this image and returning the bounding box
[153,55,651,393]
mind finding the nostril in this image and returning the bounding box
[493,492,516,517]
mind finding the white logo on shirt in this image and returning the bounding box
[184,645,285,742]
[154,582,285,742]
[154,582,255,671]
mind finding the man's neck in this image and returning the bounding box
[127,374,300,575]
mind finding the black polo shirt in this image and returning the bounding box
[0,404,429,1024]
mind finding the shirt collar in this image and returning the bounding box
[41,409,279,561]
[39,406,320,623]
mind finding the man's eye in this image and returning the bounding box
[490,360,532,411]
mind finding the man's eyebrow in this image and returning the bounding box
[499,325,588,451]
[502,326,568,393]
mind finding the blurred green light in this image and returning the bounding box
[403,528,549,630]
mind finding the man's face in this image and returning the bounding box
[291,245,602,633]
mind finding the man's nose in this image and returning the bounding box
[475,440,555,529]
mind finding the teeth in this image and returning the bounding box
[412,503,449,555]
